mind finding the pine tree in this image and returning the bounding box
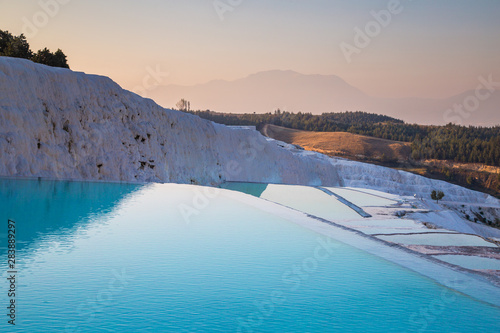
[0,29,69,68]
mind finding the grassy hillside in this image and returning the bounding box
[183,109,500,167]
[261,124,411,163]
[261,125,500,199]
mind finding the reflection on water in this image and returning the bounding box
[220,182,268,197]
[0,180,499,332]
[0,178,146,256]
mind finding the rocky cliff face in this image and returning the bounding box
[0,58,340,186]
[0,57,497,205]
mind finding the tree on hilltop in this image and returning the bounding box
[0,30,32,59]
[0,29,69,68]
[176,99,191,111]
[31,48,69,68]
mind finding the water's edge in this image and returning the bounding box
[224,189,500,308]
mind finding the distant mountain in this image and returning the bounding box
[148,70,500,126]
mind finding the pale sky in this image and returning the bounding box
[1,0,499,99]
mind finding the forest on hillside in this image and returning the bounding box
[182,109,500,167]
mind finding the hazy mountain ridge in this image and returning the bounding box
[149,70,500,126]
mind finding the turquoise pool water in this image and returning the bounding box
[1,178,500,332]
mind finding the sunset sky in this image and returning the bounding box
[1,0,499,99]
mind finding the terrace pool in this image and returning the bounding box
[1,178,499,332]
[221,182,361,220]
[324,187,397,207]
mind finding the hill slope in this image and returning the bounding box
[261,124,411,162]
[261,125,500,199]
